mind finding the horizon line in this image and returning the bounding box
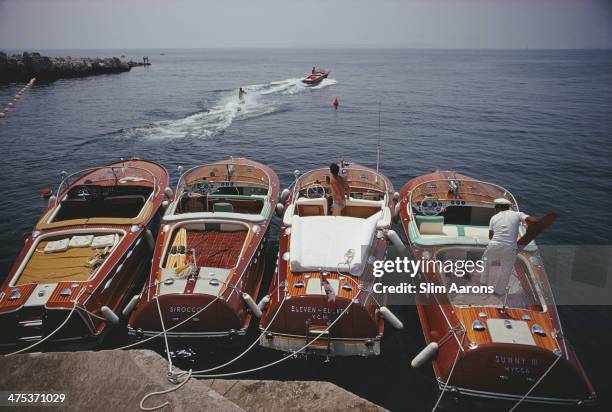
[2,46,611,52]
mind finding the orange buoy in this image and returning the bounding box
[333,97,339,109]
[40,187,53,198]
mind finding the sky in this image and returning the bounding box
[0,0,611,49]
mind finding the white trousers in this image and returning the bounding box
[482,242,517,295]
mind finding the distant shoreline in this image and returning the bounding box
[0,51,150,84]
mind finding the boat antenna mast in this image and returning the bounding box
[376,101,382,174]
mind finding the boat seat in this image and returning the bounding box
[420,225,459,238]
[295,197,327,217]
[416,215,444,235]
[463,226,489,239]
[289,212,382,276]
[213,202,234,213]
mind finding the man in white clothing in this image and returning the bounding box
[483,198,538,295]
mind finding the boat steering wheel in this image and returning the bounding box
[421,199,442,216]
[306,183,326,199]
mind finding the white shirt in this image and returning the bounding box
[488,210,528,246]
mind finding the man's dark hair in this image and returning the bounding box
[330,163,340,175]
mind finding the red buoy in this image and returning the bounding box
[333,97,339,109]
[40,187,53,199]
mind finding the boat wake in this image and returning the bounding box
[124,77,337,140]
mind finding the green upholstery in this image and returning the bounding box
[213,202,234,213]
[415,215,444,227]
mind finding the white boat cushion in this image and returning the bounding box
[69,235,94,248]
[91,234,117,248]
[289,212,381,277]
[463,226,490,239]
[44,238,70,253]
[295,197,328,216]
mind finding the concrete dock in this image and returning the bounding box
[0,350,386,411]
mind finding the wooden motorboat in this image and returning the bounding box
[399,171,596,408]
[258,162,402,357]
[127,158,279,340]
[301,69,330,86]
[0,159,169,351]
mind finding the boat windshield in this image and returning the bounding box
[52,165,156,221]
[174,161,270,215]
[409,178,517,243]
[432,246,547,312]
[290,165,388,219]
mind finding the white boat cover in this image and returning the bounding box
[289,212,381,276]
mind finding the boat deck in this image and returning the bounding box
[15,237,116,286]
[164,227,247,270]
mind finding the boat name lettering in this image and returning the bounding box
[169,306,203,313]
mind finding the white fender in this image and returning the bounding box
[282,204,295,227]
[257,294,270,312]
[385,229,407,254]
[393,191,400,201]
[279,188,290,204]
[242,293,262,318]
[275,203,285,218]
[379,306,404,329]
[376,207,392,230]
[122,295,140,316]
[164,187,174,198]
[411,342,439,368]
[101,306,119,324]
[161,200,169,209]
[145,229,155,250]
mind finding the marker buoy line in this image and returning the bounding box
[3,288,87,357]
[1,78,36,119]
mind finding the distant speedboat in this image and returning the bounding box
[399,171,596,408]
[0,160,169,352]
[258,162,403,357]
[301,69,330,86]
[127,158,279,341]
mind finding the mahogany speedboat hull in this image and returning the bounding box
[0,160,169,352]
[259,162,402,357]
[301,70,329,86]
[399,171,596,408]
[127,158,279,341]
